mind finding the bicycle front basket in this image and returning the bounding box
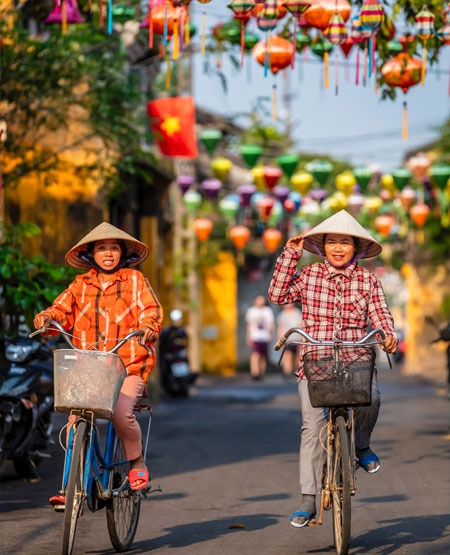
[303,347,376,408]
[53,349,127,419]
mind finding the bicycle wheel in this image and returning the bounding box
[331,415,352,555]
[62,419,87,555]
[106,437,141,552]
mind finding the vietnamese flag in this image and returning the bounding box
[147,96,198,158]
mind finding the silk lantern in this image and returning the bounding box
[291,171,313,195]
[381,52,423,140]
[409,202,430,243]
[45,0,85,34]
[281,1,312,68]
[240,144,263,168]
[211,157,232,182]
[262,228,283,253]
[374,214,394,237]
[415,6,435,85]
[193,217,213,241]
[200,129,222,156]
[359,0,384,79]
[230,224,251,264]
[325,12,348,93]
[227,1,256,66]
[263,164,284,191]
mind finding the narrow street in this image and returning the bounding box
[1,362,449,555]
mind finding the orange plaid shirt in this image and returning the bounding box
[37,268,163,383]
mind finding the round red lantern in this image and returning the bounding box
[262,228,283,253]
[381,52,423,93]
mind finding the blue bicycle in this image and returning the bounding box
[30,320,160,555]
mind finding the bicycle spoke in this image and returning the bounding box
[106,437,141,552]
[332,415,351,555]
[62,420,87,555]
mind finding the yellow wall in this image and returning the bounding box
[201,252,237,376]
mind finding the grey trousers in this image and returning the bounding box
[297,371,381,496]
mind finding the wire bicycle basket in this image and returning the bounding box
[303,345,376,408]
[54,349,127,419]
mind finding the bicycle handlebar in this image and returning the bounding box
[29,319,155,355]
[274,327,386,351]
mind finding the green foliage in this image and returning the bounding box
[0,12,148,196]
[0,224,77,339]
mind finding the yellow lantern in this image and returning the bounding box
[291,171,314,195]
[335,171,356,196]
[327,192,348,212]
[380,173,396,195]
[364,196,383,214]
[211,157,232,182]
[251,164,266,190]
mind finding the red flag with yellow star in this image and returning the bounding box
[147,96,198,158]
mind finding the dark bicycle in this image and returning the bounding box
[30,320,161,555]
[275,327,391,555]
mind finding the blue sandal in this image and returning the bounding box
[290,510,315,528]
[358,451,380,474]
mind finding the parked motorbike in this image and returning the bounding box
[0,334,54,480]
[159,310,198,398]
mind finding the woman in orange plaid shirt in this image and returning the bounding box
[34,222,163,507]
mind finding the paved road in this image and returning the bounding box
[1,364,449,555]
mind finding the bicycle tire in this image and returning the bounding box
[62,419,87,555]
[106,437,141,552]
[331,415,352,555]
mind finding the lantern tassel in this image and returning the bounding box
[62,0,67,34]
[421,44,427,86]
[107,0,113,34]
[272,84,277,121]
[291,19,297,70]
[165,52,171,89]
[163,0,168,46]
[201,11,206,55]
[184,8,190,46]
[148,2,154,48]
[363,41,368,87]
[240,21,245,67]
[324,51,329,89]
[368,35,372,79]
[335,53,339,96]
[173,15,179,60]
[355,47,360,86]
[402,100,408,141]
[99,0,104,28]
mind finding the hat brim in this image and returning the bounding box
[65,222,149,270]
[302,210,382,259]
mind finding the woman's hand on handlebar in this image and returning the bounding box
[139,325,158,344]
[381,334,398,354]
[33,312,51,330]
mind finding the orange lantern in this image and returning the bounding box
[144,3,177,37]
[409,203,430,228]
[229,225,251,250]
[399,186,416,211]
[374,214,394,237]
[252,35,294,74]
[262,228,283,253]
[193,218,213,241]
[381,52,423,140]
[302,0,351,31]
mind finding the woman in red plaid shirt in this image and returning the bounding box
[268,210,398,528]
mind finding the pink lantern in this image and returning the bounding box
[262,164,283,191]
[257,195,276,221]
[45,0,85,29]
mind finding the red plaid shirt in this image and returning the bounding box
[268,247,397,378]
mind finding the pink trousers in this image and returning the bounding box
[111,375,145,462]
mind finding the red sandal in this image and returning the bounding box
[128,468,149,491]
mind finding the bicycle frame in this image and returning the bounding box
[62,415,124,505]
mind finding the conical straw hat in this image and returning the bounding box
[65,222,149,270]
[303,210,382,259]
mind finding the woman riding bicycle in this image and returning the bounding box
[33,222,163,508]
[268,209,398,528]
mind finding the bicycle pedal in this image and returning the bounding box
[307,518,320,527]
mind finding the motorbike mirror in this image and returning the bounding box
[170,309,183,323]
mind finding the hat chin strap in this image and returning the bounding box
[78,251,140,274]
[304,237,369,269]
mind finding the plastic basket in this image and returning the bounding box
[53,349,127,420]
[303,347,375,408]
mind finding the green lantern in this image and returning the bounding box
[306,159,333,186]
[240,144,263,169]
[200,129,223,156]
[428,163,450,190]
[183,190,202,214]
[391,167,412,191]
[277,153,299,179]
[244,31,260,51]
[353,166,373,192]
[219,196,240,223]
[310,36,334,58]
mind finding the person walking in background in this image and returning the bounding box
[245,294,275,380]
[276,303,303,378]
